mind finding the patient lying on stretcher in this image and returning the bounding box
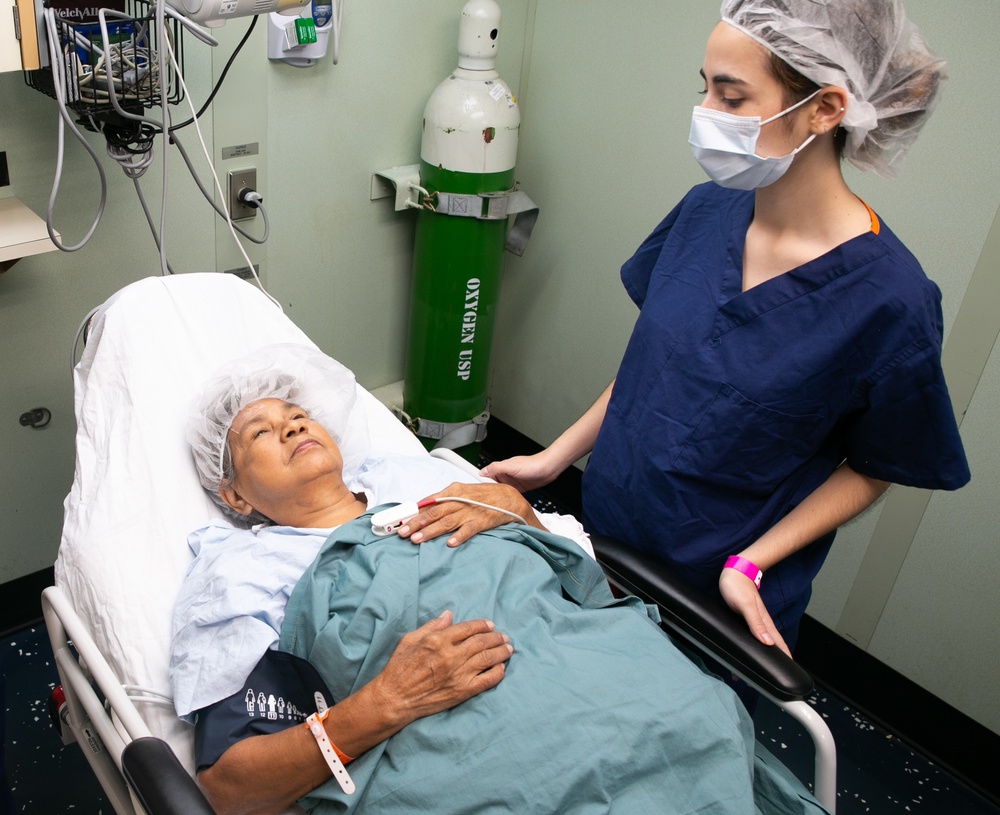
[170,347,824,815]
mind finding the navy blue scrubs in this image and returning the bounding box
[582,183,969,645]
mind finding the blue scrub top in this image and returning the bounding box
[582,183,969,633]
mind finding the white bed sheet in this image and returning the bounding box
[56,273,588,774]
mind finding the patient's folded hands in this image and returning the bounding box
[396,482,546,547]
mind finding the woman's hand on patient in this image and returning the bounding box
[718,568,791,658]
[397,482,546,546]
[479,452,561,493]
[373,610,513,723]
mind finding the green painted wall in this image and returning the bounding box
[492,0,1000,735]
[1,0,996,736]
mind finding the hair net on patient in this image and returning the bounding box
[187,343,371,520]
[720,0,947,178]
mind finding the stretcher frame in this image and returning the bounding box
[42,275,837,815]
[42,501,836,815]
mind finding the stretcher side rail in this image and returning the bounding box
[590,534,837,812]
[590,534,811,700]
[42,586,219,815]
[123,738,216,815]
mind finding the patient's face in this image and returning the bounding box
[223,398,345,520]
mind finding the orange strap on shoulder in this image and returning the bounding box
[856,196,881,235]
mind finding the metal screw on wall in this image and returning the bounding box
[19,407,51,428]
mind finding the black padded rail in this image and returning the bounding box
[591,535,814,702]
[122,737,217,815]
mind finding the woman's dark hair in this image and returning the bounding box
[767,51,848,157]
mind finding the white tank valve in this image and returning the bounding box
[458,0,502,71]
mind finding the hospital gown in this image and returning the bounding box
[170,451,486,719]
[279,514,818,814]
[170,452,828,814]
[583,182,969,641]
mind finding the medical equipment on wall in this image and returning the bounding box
[266,0,343,67]
[19,0,313,305]
[165,0,305,28]
[399,0,538,456]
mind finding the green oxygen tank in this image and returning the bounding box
[402,0,521,459]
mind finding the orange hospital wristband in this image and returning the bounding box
[305,709,356,794]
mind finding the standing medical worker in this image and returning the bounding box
[481,0,970,658]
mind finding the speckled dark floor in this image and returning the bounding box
[3,624,110,814]
[752,690,998,814]
[520,478,999,815]
[4,616,997,814]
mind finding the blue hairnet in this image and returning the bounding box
[721,0,947,177]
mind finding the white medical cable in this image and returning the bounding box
[70,305,102,373]
[371,497,528,536]
[96,5,171,276]
[432,496,527,526]
[122,695,176,708]
[155,0,171,278]
[330,0,344,64]
[161,4,219,47]
[168,16,251,133]
[171,133,269,244]
[252,199,271,241]
[107,141,155,178]
[44,8,109,252]
[98,10,165,121]
[167,37,282,310]
[121,685,176,707]
[76,26,154,104]
[63,25,104,59]
[132,177,178,274]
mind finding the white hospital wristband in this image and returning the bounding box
[305,710,356,794]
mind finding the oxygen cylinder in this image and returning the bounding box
[402,0,520,457]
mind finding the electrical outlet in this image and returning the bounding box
[228,168,258,221]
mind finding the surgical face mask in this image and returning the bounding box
[688,90,820,190]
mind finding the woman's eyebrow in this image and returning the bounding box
[700,68,748,87]
[233,414,270,440]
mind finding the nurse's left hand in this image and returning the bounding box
[397,482,547,547]
[718,569,791,658]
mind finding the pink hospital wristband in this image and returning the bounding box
[724,556,763,590]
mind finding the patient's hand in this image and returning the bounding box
[195,611,513,815]
[373,610,513,724]
[398,482,547,546]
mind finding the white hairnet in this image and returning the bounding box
[721,0,947,177]
[186,343,371,520]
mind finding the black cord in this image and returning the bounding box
[102,120,157,155]
[86,16,254,157]
[167,15,257,134]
